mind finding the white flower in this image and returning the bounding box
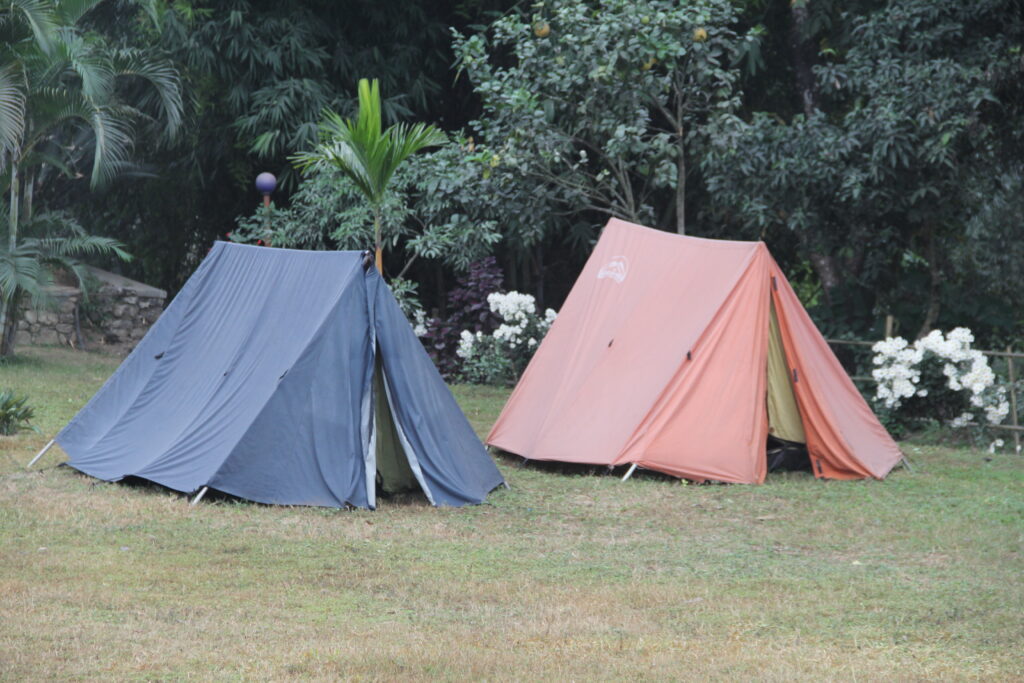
[948,327,974,344]
[412,310,428,338]
[488,291,537,323]
[456,330,477,359]
[949,412,974,429]
[984,401,1010,425]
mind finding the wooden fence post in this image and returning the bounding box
[1008,346,1021,455]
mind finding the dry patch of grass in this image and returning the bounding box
[1,346,1022,680]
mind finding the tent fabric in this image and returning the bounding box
[57,242,504,508]
[487,218,902,484]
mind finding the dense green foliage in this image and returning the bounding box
[0,387,36,434]
[51,0,508,294]
[0,0,165,355]
[455,0,751,234]
[292,78,447,271]
[702,0,1024,340]
[3,0,1021,346]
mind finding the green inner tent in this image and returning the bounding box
[766,302,806,444]
[373,355,419,494]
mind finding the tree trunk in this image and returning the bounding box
[788,3,818,117]
[8,160,19,252]
[675,141,686,235]
[373,208,383,273]
[0,292,22,358]
[0,160,19,340]
[533,242,545,306]
[24,169,33,223]
[808,251,840,305]
[916,227,942,339]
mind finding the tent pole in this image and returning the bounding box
[190,486,209,507]
[26,439,54,468]
[621,463,638,482]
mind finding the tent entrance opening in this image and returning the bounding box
[373,355,422,496]
[765,301,811,472]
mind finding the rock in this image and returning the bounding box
[36,328,59,345]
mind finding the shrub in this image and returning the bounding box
[0,389,38,436]
[420,257,505,377]
[871,328,1012,450]
[455,291,557,386]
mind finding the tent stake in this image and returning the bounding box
[26,439,54,468]
[900,455,914,473]
[621,463,638,482]
[190,486,209,507]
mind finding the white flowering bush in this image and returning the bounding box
[871,328,1013,450]
[455,291,557,385]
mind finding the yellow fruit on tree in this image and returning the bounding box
[693,27,708,42]
[533,20,551,38]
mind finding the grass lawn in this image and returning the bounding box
[1,346,1022,680]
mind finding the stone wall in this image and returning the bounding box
[86,273,167,346]
[16,267,166,351]
[15,286,81,348]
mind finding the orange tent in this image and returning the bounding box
[487,219,902,483]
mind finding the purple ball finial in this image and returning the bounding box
[255,172,277,195]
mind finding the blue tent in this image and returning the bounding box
[56,243,505,508]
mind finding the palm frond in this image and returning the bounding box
[22,147,74,178]
[56,27,114,102]
[34,234,131,262]
[354,78,382,145]
[111,48,183,139]
[291,79,446,210]
[53,0,104,26]
[0,242,46,303]
[8,0,57,55]
[0,63,26,164]
[88,104,135,188]
[1,211,130,305]
[131,0,164,32]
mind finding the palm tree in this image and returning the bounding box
[0,0,182,356]
[292,78,446,272]
[0,211,130,355]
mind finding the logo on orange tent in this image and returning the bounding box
[597,256,628,283]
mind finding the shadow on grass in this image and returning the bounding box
[491,447,822,485]
[62,467,433,510]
